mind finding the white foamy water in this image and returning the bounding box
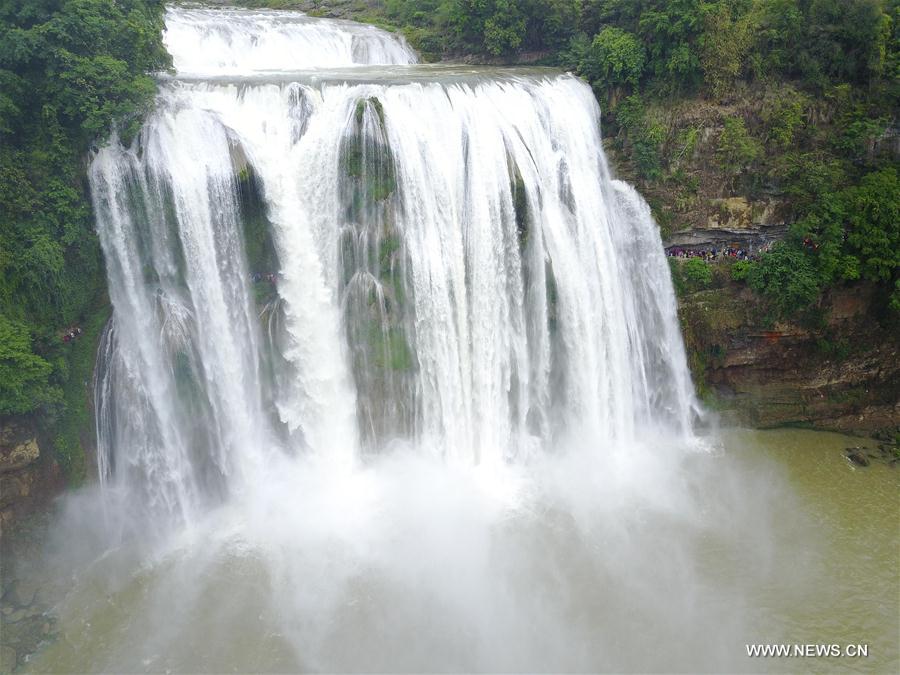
[31,7,868,674]
[89,6,700,521]
[164,5,416,76]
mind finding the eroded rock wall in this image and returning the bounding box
[678,281,900,434]
[0,421,62,538]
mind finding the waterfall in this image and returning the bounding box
[164,6,417,75]
[34,9,828,673]
[91,5,698,528]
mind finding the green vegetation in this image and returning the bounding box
[670,257,714,294]
[716,117,762,180]
[744,244,821,318]
[0,316,60,416]
[53,301,110,483]
[613,94,665,179]
[740,165,900,318]
[570,25,645,90]
[0,0,169,479]
[343,97,396,202]
[369,324,414,372]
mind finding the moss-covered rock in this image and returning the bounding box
[675,279,900,433]
[52,299,111,485]
[341,97,396,204]
[510,163,529,250]
[337,97,419,444]
[367,324,414,372]
[235,161,278,278]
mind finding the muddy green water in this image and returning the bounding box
[7,428,899,673]
[716,429,899,673]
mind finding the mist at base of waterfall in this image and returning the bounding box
[26,430,819,674]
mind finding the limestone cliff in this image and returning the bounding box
[677,279,900,434]
[0,422,63,538]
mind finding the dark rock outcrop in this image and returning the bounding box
[664,196,788,254]
[0,420,63,539]
[677,281,900,435]
[845,447,871,466]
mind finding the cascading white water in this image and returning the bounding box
[55,7,786,672]
[22,10,897,674]
[92,7,698,525]
[164,6,417,75]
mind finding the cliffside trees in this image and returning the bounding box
[0,0,169,477]
[577,26,645,90]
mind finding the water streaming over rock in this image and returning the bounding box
[90,5,698,529]
[32,9,895,674]
[164,6,417,75]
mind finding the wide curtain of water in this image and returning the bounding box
[21,6,897,673]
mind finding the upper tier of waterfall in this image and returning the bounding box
[164,5,417,76]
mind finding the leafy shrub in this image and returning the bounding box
[0,316,62,416]
[579,26,644,90]
[615,94,665,179]
[761,86,808,148]
[842,168,899,287]
[746,244,822,317]
[717,117,762,175]
[730,260,754,281]
[682,257,713,290]
[669,257,713,295]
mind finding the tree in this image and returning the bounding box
[450,0,527,55]
[579,26,644,90]
[747,244,823,317]
[717,117,762,176]
[637,0,706,92]
[483,0,526,54]
[523,0,582,50]
[0,316,61,416]
[700,1,754,98]
[843,168,899,288]
[0,0,168,419]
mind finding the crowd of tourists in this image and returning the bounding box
[665,244,769,262]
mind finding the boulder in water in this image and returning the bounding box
[844,447,870,466]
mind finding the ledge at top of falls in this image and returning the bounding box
[162,7,574,95]
[158,64,571,88]
[164,5,418,76]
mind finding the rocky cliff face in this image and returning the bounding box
[598,88,898,437]
[664,195,787,255]
[0,421,63,538]
[677,279,900,434]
